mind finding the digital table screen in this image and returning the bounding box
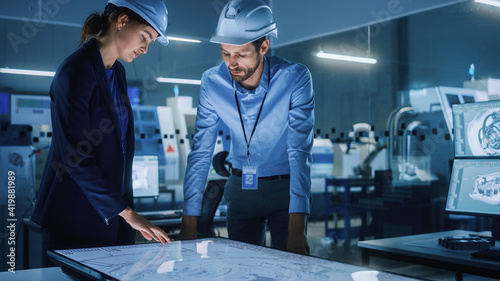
[49,238,419,281]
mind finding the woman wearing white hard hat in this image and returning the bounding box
[180,0,314,255]
[32,0,170,267]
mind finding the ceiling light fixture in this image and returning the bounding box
[0,68,203,86]
[167,36,202,43]
[0,67,55,77]
[475,0,500,7]
[316,51,377,64]
[156,77,201,85]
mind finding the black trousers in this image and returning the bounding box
[224,174,291,250]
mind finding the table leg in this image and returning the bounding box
[361,249,370,267]
[455,272,463,281]
[23,222,29,269]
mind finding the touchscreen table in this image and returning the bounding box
[49,238,421,281]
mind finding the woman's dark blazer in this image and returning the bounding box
[31,38,135,243]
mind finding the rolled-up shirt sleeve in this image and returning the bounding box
[287,66,315,214]
[183,73,220,216]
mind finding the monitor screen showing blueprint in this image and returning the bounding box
[453,100,500,157]
[446,159,500,217]
[48,238,421,281]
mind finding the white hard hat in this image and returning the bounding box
[210,0,277,46]
[108,0,169,46]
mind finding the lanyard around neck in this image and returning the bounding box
[234,58,271,164]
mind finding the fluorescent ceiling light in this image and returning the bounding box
[475,0,500,7]
[0,68,203,87]
[156,77,201,85]
[316,51,377,64]
[0,67,55,77]
[167,36,201,43]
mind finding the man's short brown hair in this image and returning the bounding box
[251,36,267,52]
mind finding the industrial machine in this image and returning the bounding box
[10,94,53,190]
[332,123,386,179]
[132,105,179,183]
[463,78,500,101]
[390,86,488,187]
[368,86,490,237]
[132,97,230,210]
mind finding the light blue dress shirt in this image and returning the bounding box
[183,56,315,216]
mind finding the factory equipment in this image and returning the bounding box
[312,138,334,178]
[332,123,386,179]
[166,96,197,186]
[464,78,500,101]
[133,105,179,184]
[156,106,181,181]
[391,86,488,186]
[353,139,387,179]
[367,86,490,237]
[133,96,231,209]
[10,94,52,190]
[310,137,334,197]
[162,97,228,199]
[399,86,488,140]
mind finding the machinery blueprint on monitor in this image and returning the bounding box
[49,238,420,281]
[453,101,500,157]
[447,159,500,217]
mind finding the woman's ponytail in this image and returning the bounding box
[79,4,146,46]
[80,11,109,45]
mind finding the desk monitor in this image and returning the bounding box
[447,159,500,216]
[132,155,159,198]
[446,159,500,238]
[48,238,421,281]
[453,100,500,157]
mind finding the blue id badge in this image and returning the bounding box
[242,165,258,190]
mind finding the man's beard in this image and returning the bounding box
[230,53,261,82]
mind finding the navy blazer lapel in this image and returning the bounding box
[114,65,134,140]
[84,39,123,146]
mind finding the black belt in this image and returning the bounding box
[230,168,290,180]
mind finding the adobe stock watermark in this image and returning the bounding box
[7,0,72,54]
[142,64,170,93]
[6,171,17,273]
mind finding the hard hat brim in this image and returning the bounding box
[209,28,277,46]
[135,13,169,46]
[209,35,253,46]
[157,35,169,46]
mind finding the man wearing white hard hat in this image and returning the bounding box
[179,0,314,255]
